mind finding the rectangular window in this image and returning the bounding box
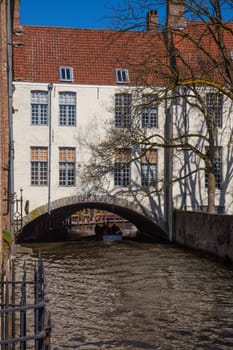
[115,68,129,83]
[31,147,48,185]
[31,91,48,125]
[115,93,131,128]
[206,93,223,128]
[59,66,73,81]
[205,147,222,190]
[141,94,158,128]
[59,147,76,186]
[114,149,131,186]
[59,92,76,126]
[141,149,157,186]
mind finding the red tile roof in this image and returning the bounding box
[13,22,233,87]
[13,26,167,86]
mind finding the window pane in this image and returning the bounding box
[115,68,129,83]
[206,93,223,128]
[141,149,157,186]
[115,94,131,128]
[141,149,157,163]
[59,92,76,126]
[31,91,48,125]
[31,147,48,185]
[40,148,48,161]
[31,91,48,104]
[114,149,131,163]
[59,67,73,81]
[31,148,39,161]
[59,147,76,186]
[142,95,158,128]
[114,163,130,186]
[114,149,130,186]
[59,148,67,161]
[67,148,75,161]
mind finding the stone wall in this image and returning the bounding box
[174,211,233,263]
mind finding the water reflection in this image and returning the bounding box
[15,241,233,350]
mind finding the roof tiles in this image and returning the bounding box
[13,22,233,87]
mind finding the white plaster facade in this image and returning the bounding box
[13,80,233,228]
[13,82,166,225]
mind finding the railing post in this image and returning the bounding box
[20,263,26,350]
[4,281,9,350]
[1,263,5,350]
[11,261,16,350]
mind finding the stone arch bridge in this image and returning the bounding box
[15,195,167,243]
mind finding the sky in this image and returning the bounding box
[20,0,232,30]
[20,0,167,30]
[20,0,127,29]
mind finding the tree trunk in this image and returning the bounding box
[208,170,216,214]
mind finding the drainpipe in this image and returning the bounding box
[183,87,188,210]
[165,98,174,242]
[6,0,14,240]
[47,83,53,215]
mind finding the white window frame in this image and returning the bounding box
[59,147,76,186]
[115,93,131,128]
[206,92,223,128]
[114,149,131,187]
[141,149,158,186]
[31,91,48,125]
[141,94,158,128]
[59,92,76,126]
[31,147,48,186]
[59,66,73,82]
[205,147,222,190]
[115,68,129,84]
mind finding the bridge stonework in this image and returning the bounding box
[25,195,146,224]
[18,195,167,243]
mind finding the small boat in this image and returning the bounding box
[95,223,123,241]
[103,234,122,241]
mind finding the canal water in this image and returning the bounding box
[15,240,233,350]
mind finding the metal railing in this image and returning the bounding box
[0,254,51,350]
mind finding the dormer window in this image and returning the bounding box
[59,66,73,82]
[116,68,129,84]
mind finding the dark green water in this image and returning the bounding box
[15,241,233,350]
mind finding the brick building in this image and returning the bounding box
[0,0,20,255]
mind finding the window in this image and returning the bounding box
[141,94,158,128]
[205,147,222,190]
[59,92,76,126]
[206,93,223,128]
[114,149,131,186]
[59,66,73,81]
[59,147,76,186]
[115,93,131,128]
[31,147,48,185]
[141,149,157,186]
[31,91,48,125]
[115,68,129,83]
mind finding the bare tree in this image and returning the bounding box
[81,0,233,214]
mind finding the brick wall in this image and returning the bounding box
[0,0,10,243]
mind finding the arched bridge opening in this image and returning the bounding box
[15,196,167,243]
